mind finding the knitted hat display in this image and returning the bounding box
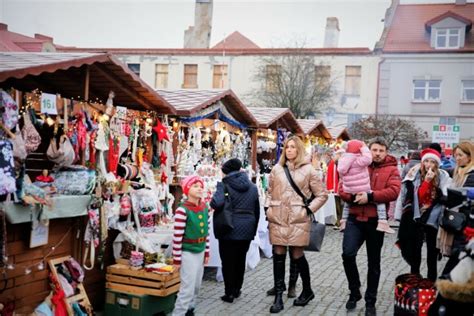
[221,158,242,175]
[346,140,364,154]
[180,175,204,196]
[421,148,441,165]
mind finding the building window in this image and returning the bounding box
[413,80,441,102]
[155,64,169,89]
[127,63,141,77]
[212,65,228,89]
[315,65,331,88]
[462,80,474,102]
[265,65,281,93]
[344,66,361,96]
[183,64,198,88]
[435,28,460,49]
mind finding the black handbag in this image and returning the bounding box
[283,165,325,252]
[439,209,466,233]
[213,183,234,239]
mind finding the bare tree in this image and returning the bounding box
[251,50,336,118]
[349,115,428,151]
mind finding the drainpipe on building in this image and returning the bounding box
[375,57,385,118]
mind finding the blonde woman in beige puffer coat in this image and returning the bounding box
[265,135,328,313]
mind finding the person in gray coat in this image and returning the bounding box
[210,158,260,303]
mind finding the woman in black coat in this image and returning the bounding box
[210,158,260,303]
[440,141,474,275]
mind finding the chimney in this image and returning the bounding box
[184,0,213,48]
[455,0,467,5]
[0,23,7,31]
[35,34,53,42]
[324,17,340,48]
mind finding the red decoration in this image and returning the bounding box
[161,171,168,184]
[160,151,167,166]
[152,119,169,142]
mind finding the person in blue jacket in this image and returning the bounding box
[210,158,260,303]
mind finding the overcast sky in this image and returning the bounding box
[0,0,471,49]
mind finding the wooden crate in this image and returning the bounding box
[48,256,93,316]
[106,264,180,297]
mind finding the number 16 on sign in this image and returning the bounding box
[41,93,58,115]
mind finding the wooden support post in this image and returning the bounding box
[84,65,90,101]
[251,130,257,173]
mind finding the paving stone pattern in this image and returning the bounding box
[194,227,446,316]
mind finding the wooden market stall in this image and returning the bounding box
[156,89,258,208]
[327,126,351,142]
[0,52,176,314]
[297,119,332,142]
[246,106,303,173]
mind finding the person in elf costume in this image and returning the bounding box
[172,175,210,316]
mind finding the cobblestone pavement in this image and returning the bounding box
[194,226,446,316]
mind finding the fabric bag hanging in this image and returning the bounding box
[46,134,75,167]
[12,125,27,161]
[283,164,325,252]
[213,183,234,239]
[21,110,41,154]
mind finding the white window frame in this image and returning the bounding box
[461,80,474,103]
[435,28,461,49]
[412,80,441,103]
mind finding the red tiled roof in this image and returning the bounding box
[296,119,331,140]
[0,23,51,52]
[212,31,260,49]
[0,52,175,113]
[156,89,258,127]
[383,3,474,53]
[57,47,371,56]
[425,11,472,29]
[247,107,303,134]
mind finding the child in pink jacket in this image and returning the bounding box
[337,140,394,234]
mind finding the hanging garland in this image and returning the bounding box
[178,108,247,130]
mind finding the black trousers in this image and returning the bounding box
[410,224,439,281]
[342,216,384,306]
[218,239,251,296]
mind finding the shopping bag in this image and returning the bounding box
[305,215,325,252]
[394,273,436,316]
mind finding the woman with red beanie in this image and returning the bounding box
[395,148,452,281]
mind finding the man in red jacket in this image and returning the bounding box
[339,138,401,316]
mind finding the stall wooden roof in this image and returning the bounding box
[156,89,258,127]
[247,107,303,134]
[327,126,351,141]
[297,119,332,140]
[0,52,175,113]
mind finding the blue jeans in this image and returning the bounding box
[341,215,384,306]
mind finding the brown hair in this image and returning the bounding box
[278,135,307,168]
[420,159,440,200]
[453,141,474,187]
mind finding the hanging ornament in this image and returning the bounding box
[152,119,169,142]
[159,151,168,166]
[161,171,168,184]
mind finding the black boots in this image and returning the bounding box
[266,256,298,297]
[293,255,315,307]
[269,254,286,313]
[287,257,298,298]
[346,290,362,310]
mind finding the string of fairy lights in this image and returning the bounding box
[2,226,73,275]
